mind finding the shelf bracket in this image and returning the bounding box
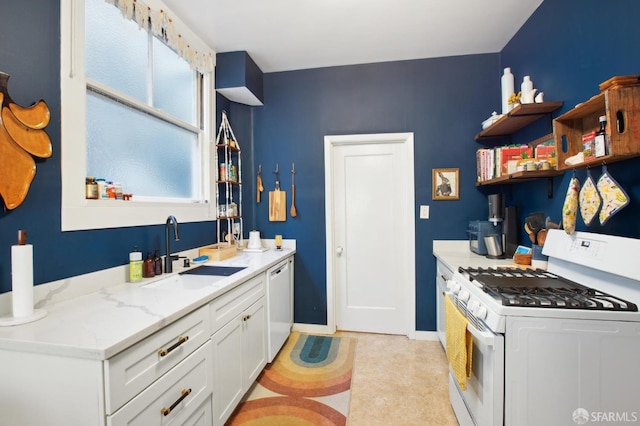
[547,177,554,198]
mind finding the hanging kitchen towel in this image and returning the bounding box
[444,295,473,390]
[579,169,601,226]
[597,165,630,225]
[562,174,580,235]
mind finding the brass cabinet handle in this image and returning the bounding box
[158,336,189,357]
[161,388,192,416]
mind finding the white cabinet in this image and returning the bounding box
[0,307,212,426]
[0,249,294,426]
[436,260,453,347]
[107,341,213,426]
[210,274,267,426]
[105,305,210,414]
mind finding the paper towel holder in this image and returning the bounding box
[0,230,48,327]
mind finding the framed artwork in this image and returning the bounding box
[432,168,459,200]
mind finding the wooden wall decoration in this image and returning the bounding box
[0,71,52,210]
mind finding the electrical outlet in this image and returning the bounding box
[420,205,430,219]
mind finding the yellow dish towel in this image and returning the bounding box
[444,295,473,390]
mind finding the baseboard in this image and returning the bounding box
[292,324,440,342]
[414,330,439,341]
[292,323,335,335]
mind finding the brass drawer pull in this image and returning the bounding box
[158,336,189,357]
[161,388,192,416]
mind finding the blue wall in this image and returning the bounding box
[251,56,500,327]
[2,0,640,332]
[500,0,640,240]
[0,0,218,293]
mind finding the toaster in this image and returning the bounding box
[468,220,502,255]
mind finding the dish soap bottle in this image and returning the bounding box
[129,247,143,282]
[154,250,163,276]
[143,252,155,278]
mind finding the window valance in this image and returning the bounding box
[105,0,214,73]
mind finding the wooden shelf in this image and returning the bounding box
[216,143,240,153]
[554,86,640,170]
[475,101,563,141]
[475,169,563,186]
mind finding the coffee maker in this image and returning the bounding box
[486,193,519,258]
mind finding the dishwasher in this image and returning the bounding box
[266,258,293,362]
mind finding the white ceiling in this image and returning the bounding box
[162,0,543,73]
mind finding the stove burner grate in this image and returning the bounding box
[458,267,638,312]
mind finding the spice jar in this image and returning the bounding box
[107,182,116,199]
[85,177,98,199]
[96,178,107,199]
[114,182,123,200]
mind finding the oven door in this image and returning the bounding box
[447,297,505,426]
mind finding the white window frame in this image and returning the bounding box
[60,0,216,231]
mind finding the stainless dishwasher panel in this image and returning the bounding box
[267,258,293,362]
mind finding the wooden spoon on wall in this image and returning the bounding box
[290,163,297,217]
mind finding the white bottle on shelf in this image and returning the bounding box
[521,76,535,104]
[501,67,514,114]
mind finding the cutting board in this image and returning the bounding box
[269,190,287,221]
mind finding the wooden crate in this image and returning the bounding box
[554,85,640,170]
[199,243,237,261]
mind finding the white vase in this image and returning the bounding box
[501,68,514,114]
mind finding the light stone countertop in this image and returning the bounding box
[433,240,516,273]
[0,243,295,360]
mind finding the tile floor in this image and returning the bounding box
[336,332,458,426]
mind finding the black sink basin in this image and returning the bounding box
[180,265,247,277]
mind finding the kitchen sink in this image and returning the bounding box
[142,266,247,290]
[179,265,247,276]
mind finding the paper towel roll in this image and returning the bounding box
[11,244,34,318]
[248,231,261,249]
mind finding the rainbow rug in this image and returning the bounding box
[226,332,356,426]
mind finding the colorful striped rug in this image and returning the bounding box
[226,332,356,426]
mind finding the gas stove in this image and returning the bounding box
[449,230,640,330]
[443,230,640,426]
[457,266,638,311]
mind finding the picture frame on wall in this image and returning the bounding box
[432,168,459,200]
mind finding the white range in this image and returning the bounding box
[436,230,640,426]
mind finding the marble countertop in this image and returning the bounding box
[433,240,515,272]
[0,246,295,360]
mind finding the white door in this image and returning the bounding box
[325,133,415,336]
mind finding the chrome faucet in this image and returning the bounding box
[165,215,180,273]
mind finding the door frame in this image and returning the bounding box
[324,132,416,338]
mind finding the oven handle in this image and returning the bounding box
[466,321,498,348]
[446,291,499,348]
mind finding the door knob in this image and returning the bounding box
[336,246,343,256]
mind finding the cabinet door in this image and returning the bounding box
[211,316,244,426]
[107,341,212,426]
[182,396,212,426]
[243,298,267,389]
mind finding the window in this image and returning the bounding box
[60,0,216,231]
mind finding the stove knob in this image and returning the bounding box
[448,281,461,294]
[468,300,479,312]
[458,290,470,302]
[475,305,488,320]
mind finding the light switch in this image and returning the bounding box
[420,205,430,219]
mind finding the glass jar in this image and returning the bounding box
[85,177,98,199]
